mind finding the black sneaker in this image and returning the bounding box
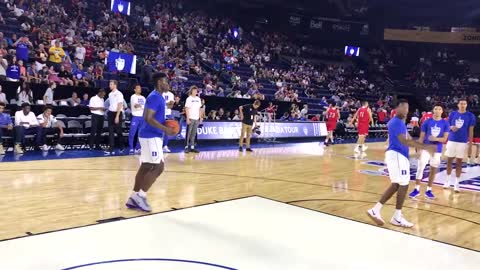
[239,146,243,152]
[191,148,200,153]
[246,148,253,152]
[184,148,191,153]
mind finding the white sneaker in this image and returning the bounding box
[443,178,450,189]
[454,179,460,193]
[135,149,141,155]
[163,146,171,153]
[390,215,414,228]
[14,144,24,154]
[41,144,49,151]
[55,144,65,151]
[0,145,5,155]
[367,209,385,226]
[354,146,360,154]
[362,145,368,152]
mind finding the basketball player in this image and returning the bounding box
[162,89,174,153]
[409,104,449,199]
[443,99,476,192]
[367,99,435,228]
[126,73,174,212]
[390,108,396,120]
[325,102,340,146]
[129,84,145,154]
[420,111,433,126]
[351,101,373,153]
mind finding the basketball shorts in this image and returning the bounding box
[385,150,410,186]
[445,141,467,159]
[326,121,336,132]
[418,150,442,168]
[357,124,369,136]
[139,137,164,164]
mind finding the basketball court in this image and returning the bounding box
[0,142,479,269]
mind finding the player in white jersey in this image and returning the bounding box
[129,84,146,154]
[162,90,174,153]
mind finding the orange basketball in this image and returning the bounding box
[165,120,180,135]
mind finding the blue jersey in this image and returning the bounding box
[6,65,20,80]
[138,90,166,139]
[16,42,29,61]
[421,118,449,153]
[387,116,409,159]
[448,111,476,143]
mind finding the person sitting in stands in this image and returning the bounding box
[36,106,65,151]
[14,103,40,154]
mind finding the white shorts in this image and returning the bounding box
[418,150,442,168]
[139,137,164,164]
[385,150,410,186]
[445,141,467,159]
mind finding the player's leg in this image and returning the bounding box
[424,153,441,199]
[444,141,456,188]
[390,154,414,227]
[128,116,140,153]
[245,125,253,151]
[475,144,480,163]
[410,150,430,198]
[454,157,463,193]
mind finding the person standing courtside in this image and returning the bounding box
[0,102,13,155]
[239,100,261,152]
[162,88,174,153]
[88,88,106,150]
[126,73,174,212]
[129,84,145,154]
[107,80,124,153]
[185,86,202,153]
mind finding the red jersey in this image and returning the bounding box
[420,112,433,124]
[357,107,370,124]
[390,109,396,119]
[377,109,387,123]
[326,107,339,122]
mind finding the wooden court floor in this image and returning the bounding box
[0,142,478,251]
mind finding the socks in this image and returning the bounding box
[138,189,147,198]
[394,209,402,220]
[372,202,382,213]
[446,174,451,183]
[426,186,432,192]
[415,185,420,191]
[455,177,460,184]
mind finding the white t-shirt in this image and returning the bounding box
[162,91,174,116]
[185,96,202,120]
[75,46,86,60]
[44,87,54,104]
[108,90,124,112]
[0,58,8,76]
[37,113,58,128]
[14,111,38,127]
[89,95,105,116]
[0,92,6,103]
[130,94,146,117]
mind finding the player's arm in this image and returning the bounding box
[397,134,435,153]
[144,108,170,132]
[417,131,425,143]
[368,108,374,125]
[167,100,174,109]
[448,113,458,131]
[336,111,340,122]
[468,126,474,143]
[350,111,358,124]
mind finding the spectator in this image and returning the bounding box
[88,89,106,150]
[13,36,32,62]
[300,104,308,118]
[17,83,32,105]
[48,40,65,71]
[43,82,57,105]
[0,54,7,80]
[0,85,7,104]
[67,92,81,107]
[0,102,13,155]
[58,65,74,86]
[6,57,20,82]
[232,109,240,120]
[311,114,321,121]
[36,106,65,151]
[81,93,89,106]
[75,43,86,63]
[14,103,40,154]
[73,64,88,86]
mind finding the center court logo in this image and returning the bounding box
[63,258,237,270]
[359,159,480,192]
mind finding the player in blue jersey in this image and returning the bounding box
[443,99,476,192]
[367,99,435,228]
[409,104,449,199]
[126,73,175,212]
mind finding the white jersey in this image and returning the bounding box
[162,91,174,116]
[130,94,146,117]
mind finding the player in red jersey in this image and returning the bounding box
[325,102,340,146]
[377,107,387,124]
[351,101,373,153]
[390,108,397,120]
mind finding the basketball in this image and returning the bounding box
[165,119,180,135]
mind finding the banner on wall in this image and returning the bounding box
[384,29,480,44]
[177,121,327,140]
[111,0,131,16]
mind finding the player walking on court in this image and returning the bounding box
[351,101,373,153]
[443,99,476,192]
[126,73,175,212]
[409,104,449,199]
[367,99,435,228]
[325,102,340,146]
